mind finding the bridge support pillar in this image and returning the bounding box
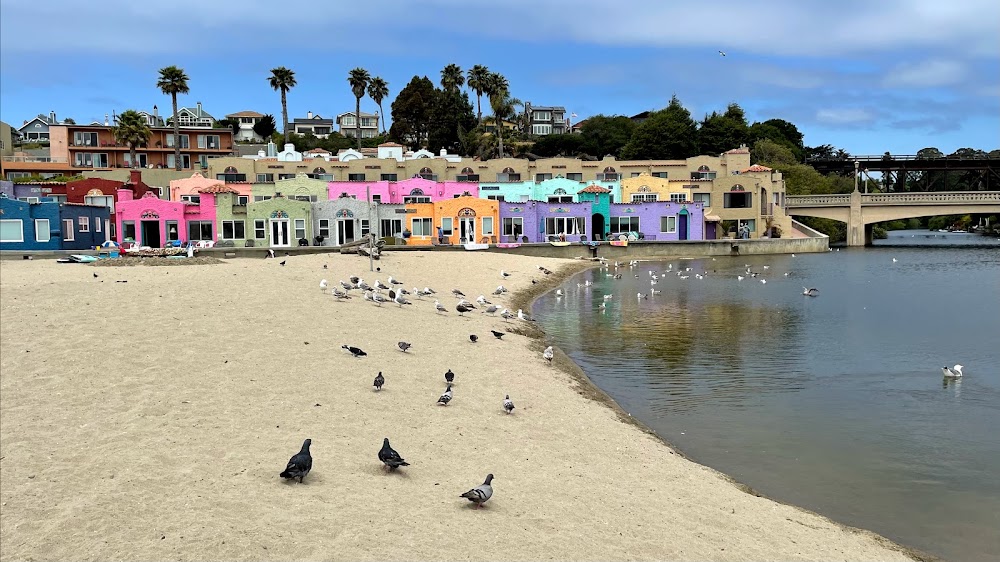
[846,189,865,247]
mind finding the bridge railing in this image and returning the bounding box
[806,154,998,163]
[785,194,851,207]
[786,191,1000,208]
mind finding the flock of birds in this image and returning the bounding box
[278,259,559,509]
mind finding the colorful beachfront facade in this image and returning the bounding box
[326,177,479,204]
[1,197,110,251]
[115,188,218,247]
[168,172,251,204]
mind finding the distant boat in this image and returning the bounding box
[549,241,572,247]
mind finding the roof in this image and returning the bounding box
[225,111,265,118]
[378,142,404,147]
[529,105,565,112]
[336,111,378,119]
[724,147,750,154]
[304,148,331,154]
[198,184,240,194]
[578,184,611,194]
[178,104,214,120]
[742,164,773,173]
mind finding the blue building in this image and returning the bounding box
[0,197,109,251]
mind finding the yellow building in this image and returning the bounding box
[620,173,691,204]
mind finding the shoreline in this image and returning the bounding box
[0,251,930,561]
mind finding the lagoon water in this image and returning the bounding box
[534,230,1000,562]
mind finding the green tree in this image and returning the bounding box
[698,103,750,155]
[253,114,277,139]
[63,118,76,125]
[268,67,297,147]
[485,72,515,158]
[389,75,436,147]
[156,65,190,170]
[620,96,699,160]
[466,64,490,123]
[428,89,476,154]
[348,67,371,150]
[440,64,465,93]
[579,115,636,158]
[215,118,241,136]
[530,133,586,157]
[367,77,389,134]
[113,110,153,168]
[751,138,798,167]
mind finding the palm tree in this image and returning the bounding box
[268,67,297,147]
[485,72,515,158]
[347,68,371,150]
[113,110,152,170]
[156,66,189,170]
[466,65,490,123]
[440,64,465,93]
[367,77,389,135]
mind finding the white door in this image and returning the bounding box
[460,218,475,243]
[337,219,355,245]
[270,219,290,247]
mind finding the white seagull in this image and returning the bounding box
[802,287,819,297]
[434,300,448,313]
[719,50,726,56]
[319,279,328,291]
[555,289,563,297]
[517,309,534,322]
[542,346,554,362]
[942,365,964,378]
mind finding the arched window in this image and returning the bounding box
[313,167,327,174]
[553,188,567,195]
[419,167,433,175]
[224,166,238,174]
[461,167,474,175]
[730,184,745,192]
[698,165,710,172]
[603,166,616,173]
[410,188,425,196]
[502,167,515,174]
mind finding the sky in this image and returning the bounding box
[2,0,998,157]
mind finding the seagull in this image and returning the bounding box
[942,365,964,378]
[802,287,819,297]
[503,395,515,414]
[650,288,661,295]
[319,279,328,291]
[358,280,372,291]
[483,304,499,315]
[422,287,437,295]
[373,371,385,390]
[339,280,354,291]
[452,288,466,298]
[543,346,553,362]
[445,369,455,384]
[372,292,389,306]
[500,270,511,278]
[517,309,534,322]
[491,330,505,340]
[460,474,494,508]
[603,294,613,301]
[477,295,492,306]
[435,300,448,313]
[412,287,424,299]
[637,292,647,300]
[332,288,352,300]
[374,279,389,291]
[378,438,409,471]
[556,289,563,297]
[470,334,478,343]
[737,275,745,281]
[892,258,898,263]
[760,279,767,284]
[457,303,475,316]
[397,341,411,353]
[719,50,726,56]
[350,276,360,284]
[342,345,367,358]
[437,384,453,405]
[388,275,403,286]
[599,303,607,310]
[279,439,312,483]
[493,285,507,295]
[500,308,515,322]
[394,292,412,307]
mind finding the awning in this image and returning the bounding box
[705,214,722,222]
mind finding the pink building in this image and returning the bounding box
[327,177,479,204]
[115,188,218,247]
[169,172,252,204]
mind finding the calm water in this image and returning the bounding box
[534,230,1000,562]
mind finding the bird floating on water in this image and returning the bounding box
[942,365,964,378]
[556,289,563,297]
[802,287,819,297]
[460,474,494,508]
[279,439,312,483]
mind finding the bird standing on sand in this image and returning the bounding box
[491,330,505,340]
[397,341,411,353]
[942,365,964,378]
[394,292,412,307]
[373,371,385,390]
[445,369,455,384]
[279,260,286,266]
[332,288,351,300]
[452,288,466,298]
[500,308,515,322]
[388,275,403,286]
[375,279,389,291]
[517,309,534,322]
[459,474,494,508]
[483,304,499,316]
[470,334,478,343]
[378,438,409,471]
[543,346,554,362]
[434,300,448,313]
[438,384,453,405]
[279,439,312,483]
[457,303,474,316]
[343,345,367,358]
[477,295,492,306]
[93,272,98,278]
[501,270,511,278]
[503,395,515,414]
[319,279,328,291]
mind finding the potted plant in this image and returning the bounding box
[721,220,736,239]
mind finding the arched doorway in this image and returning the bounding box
[678,208,689,240]
[591,213,605,241]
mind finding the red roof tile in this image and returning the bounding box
[743,164,772,173]
[198,184,240,194]
[578,184,611,194]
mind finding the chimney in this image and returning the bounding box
[266,141,277,157]
[129,170,142,186]
[117,187,134,202]
[104,114,109,126]
[153,105,158,117]
[49,111,56,123]
[197,101,203,115]
[307,111,313,119]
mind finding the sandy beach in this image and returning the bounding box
[0,251,921,561]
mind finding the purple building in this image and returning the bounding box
[499,201,594,243]
[608,201,705,241]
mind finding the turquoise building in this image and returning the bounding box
[478,176,619,204]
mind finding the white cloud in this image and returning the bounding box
[882,59,967,88]
[816,108,875,125]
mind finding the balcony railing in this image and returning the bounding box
[2,156,68,163]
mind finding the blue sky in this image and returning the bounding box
[2,0,998,156]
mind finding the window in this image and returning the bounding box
[221,220,245,239]
[216,173,247,182]
[124,153,148,168]
[188,221,213,241]
[724,192,752,208]
[167,154,192,169]
[609,216,639,234]
[738,218,756,233]
[531,124,552,135]
[167,134,190,149]
[535,173,553,182]
[0,220,23,242]
[341,116,356,126]
[441,217,453,236]
[95,218,102,232]
[63,219,75,241]
[371,195,382,203]
[360,219,370,237]
[122,221,136,241]
[566,173,582,181]
[486,195,505,202]
[318,219,330,238]
[502,217,523,237]
[693,193,711,206]
[545,217,585,235]
[348,173,366,181]
[533,111,552,121]
[294,219,306,240]
[19,197,40,204]
[481,216,494,236]
[457,174,480,182]
[497,168,520,182]
[597,167,619,181]
[380,219,402,237]
[411,217,433,236]
[630,172,642,177]
[78,216,90,232]
[181,195,201,204]
[403,196,431,203]
[670,193,687,203]
[660,216,677,233]
[74,153,109,167]
[417,168,436,181]
[73,131,98,147]
[291,194,318,202]
[652,172,668,178]
[197,134,221,149]
[256,173,274,183]
[254,219,266,239]
[380,173,398,181]
[237,195,249,206]
[253,195,273,202]
[547,195,573,203]
[631,193,658,202]
[691,166,717,180]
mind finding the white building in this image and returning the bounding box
[225,111,266,142]
[336,111,379,139]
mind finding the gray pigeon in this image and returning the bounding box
[373,371,384,391]
[397,341,411,353]
[279,439,312,483]
[459,473,494,508]
[437,384,453,405]
[503,395,515,414]
[378,438,409,471]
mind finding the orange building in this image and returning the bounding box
[400,195,499,246]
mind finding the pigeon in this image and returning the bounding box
[500,270,511,278]
[343,345,367,358]
[942,365,964,378]
[483,304,499,316]
[319,279,328,291]
[802,287,819,297]
[491,330,505,340]
[503,395,515,414]
[437,384,453,405]
[397,341,411,353]
[279,260,286,266]
[279,439,312,483]
[323,264,328,270]
[434,300,448,313]
[93,272,98,278]
[452,288,466,298]
[470,334,478,343]
[373,371,385,390]
[543,346,554,362]
[444,369,455,384]
[459,474,494,508]
[456,303,474,316]
[378,438,409,471]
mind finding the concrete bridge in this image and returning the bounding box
[785,191,1000,246]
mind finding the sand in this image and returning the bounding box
[0,251,922,562]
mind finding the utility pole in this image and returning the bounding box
[854,160,861,193]
[367,185,374,272]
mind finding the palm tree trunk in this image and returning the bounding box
[171,93,181,171]
[130,145,137,170]
[476,94,482,124]
[377,102,385,135]
[355,97,362,150]
[496,120,504,159]
[281,90,289,148]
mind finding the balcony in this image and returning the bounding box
[2,156,67,163]
[216,173,247,183]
